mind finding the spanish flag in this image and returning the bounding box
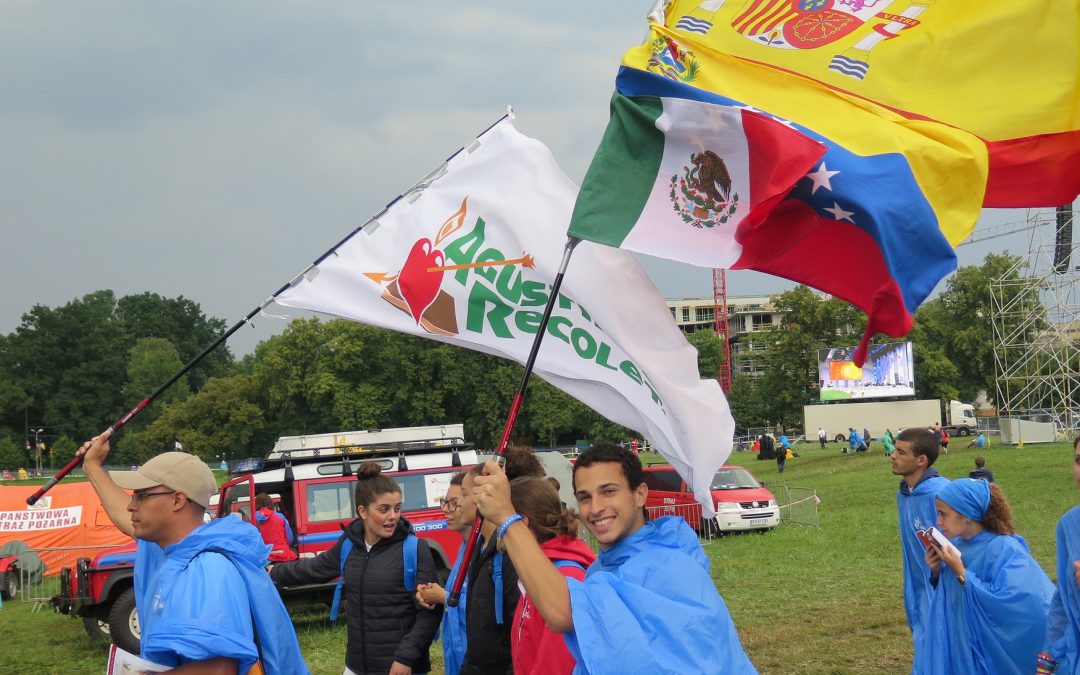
[663,0,1080,207]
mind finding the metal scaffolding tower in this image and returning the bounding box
[991,204,1080,435]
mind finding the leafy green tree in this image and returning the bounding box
[132,375,264,462]
[114,292,232,390]
[50,435,77,470]
[910,253,1043,405]
[686,329,723,380]
[727,375,768,431]
[0,435,25,471]
[0,290,232,444]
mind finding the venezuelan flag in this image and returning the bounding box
[568,22,987,364]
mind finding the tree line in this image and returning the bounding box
[0,253,1043,469]
[0,291,626,469]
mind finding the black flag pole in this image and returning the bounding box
[446,236,581,607]
[28,112,515,507]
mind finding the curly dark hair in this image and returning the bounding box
[573,443,644,490]
[981,482,1016,535]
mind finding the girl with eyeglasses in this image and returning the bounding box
[415,471,472,675]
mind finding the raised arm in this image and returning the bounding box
[77,432,134,538]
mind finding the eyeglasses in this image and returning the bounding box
[438,498,460,513]
[131,490,176,503]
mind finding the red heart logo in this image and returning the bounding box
[397,239,444,324]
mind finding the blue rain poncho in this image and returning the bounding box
[441,542,469,675]
[135,516,308,674]
[564,516,756,675]
[897,468,949,652]
[1045,505,1080,673]
[914,479,1054,674]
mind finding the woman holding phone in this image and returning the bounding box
[916,478,1053,674]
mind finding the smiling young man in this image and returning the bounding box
[78,433,307,674]
[472,443,756,674]
[891,427,950,667]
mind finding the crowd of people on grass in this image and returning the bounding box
[66,426,1080,674]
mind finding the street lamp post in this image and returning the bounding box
[31,428,43,476]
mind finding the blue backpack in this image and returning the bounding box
[330,533,418,621]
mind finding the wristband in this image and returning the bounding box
[497,514,523,540]
[1037,651,1059,673]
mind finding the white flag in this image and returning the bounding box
[174,441,183,450]
[275,120,734,516]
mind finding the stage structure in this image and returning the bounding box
[990,203,1080,436]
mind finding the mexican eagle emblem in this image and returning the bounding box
[669,150,739,229]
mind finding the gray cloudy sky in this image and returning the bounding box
[1,2,1040,356]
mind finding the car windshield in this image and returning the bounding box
[709,468,760,490]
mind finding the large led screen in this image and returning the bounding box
[818,342,914,401]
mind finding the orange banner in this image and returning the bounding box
[0,482,131,576]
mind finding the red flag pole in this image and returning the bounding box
[446,237,580,607]
[28,113,519,507]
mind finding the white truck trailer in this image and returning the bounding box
[804,400,975,442]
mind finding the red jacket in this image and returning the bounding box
[512,535,596,675]
[255,507,297,562]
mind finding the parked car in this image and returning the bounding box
[643,464,780,534]
[51,425,476,654]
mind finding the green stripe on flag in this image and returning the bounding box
[568,93,665,247]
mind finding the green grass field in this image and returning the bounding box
[1,441,1074,674]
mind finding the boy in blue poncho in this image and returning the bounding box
[1041,437,1080,674]
[77,433,308,675]
[917,478,1053,674]
[472,443,756,675]
[891,427,949,672]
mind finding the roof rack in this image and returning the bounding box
[261,436,473,470]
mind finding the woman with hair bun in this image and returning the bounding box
[271,461,442,675]
[508,475,596,675]
[916,478,1053,674]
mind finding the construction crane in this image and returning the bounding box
[712,268,733,391]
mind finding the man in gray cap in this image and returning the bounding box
[79,432,307,674]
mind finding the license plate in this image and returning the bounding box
[747,518,768,526]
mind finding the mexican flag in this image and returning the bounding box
[568,91,825,267]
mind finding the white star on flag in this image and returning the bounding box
[806,162,840,195]
[824,202,856,223]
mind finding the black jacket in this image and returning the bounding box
[270,517,442,675]
[460,535,520,675]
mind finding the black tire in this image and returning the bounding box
[834,434,846,443]
[0,568,17,600]
[957,428,970,437]
[82,614,111,642]
[107,588,141,655]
